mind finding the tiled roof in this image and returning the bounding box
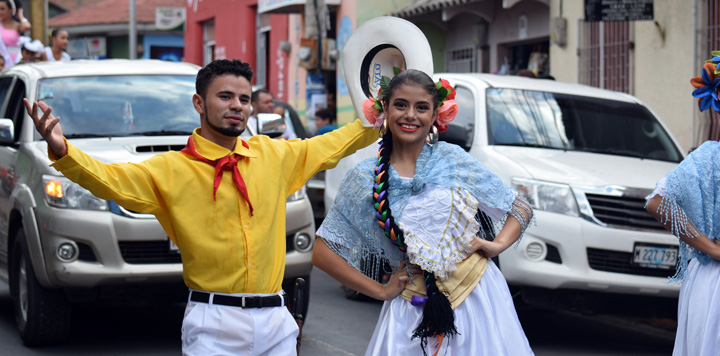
[49,0,185,27]
[50,0,108,12]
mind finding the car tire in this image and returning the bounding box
[283,274,310,323]
[10,228,72,346]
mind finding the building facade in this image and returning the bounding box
[182,0,709,152]
[184,0,290,101]
[279,0,550,129]
[548,0,699,152]
[48,0,185,60]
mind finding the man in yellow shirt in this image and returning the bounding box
[24,59,378,355]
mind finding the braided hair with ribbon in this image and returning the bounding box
[367,69,460,354]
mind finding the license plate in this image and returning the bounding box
[632,244,678,269]
[169,239,180,254]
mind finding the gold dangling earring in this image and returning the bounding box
[426,124,439,144]
[380,118,388,137]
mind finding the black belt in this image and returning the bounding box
[190,291,288,308]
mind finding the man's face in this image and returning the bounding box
[193,74,252,141]
[253,92,275,114]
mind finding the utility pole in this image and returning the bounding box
[129,0,137,59]
[30,0,48,44]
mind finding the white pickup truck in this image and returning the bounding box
[325,73,683,313]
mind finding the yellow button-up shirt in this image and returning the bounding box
[51,119,378,294]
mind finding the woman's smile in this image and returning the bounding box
[398,123,421,132]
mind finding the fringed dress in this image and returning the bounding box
[318,142,534,355]
[648,140,720,356]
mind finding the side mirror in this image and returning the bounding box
[257,113,286,138]
[0,118,14,142]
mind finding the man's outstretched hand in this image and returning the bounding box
[23,99,67,158]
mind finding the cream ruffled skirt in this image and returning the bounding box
[365,261,534,356]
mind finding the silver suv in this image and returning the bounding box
[0,60,315,346]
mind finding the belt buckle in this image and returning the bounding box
[241,296,246,308]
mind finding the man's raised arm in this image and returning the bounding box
[23,99,68,158]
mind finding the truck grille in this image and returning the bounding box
[118,241,182,264]
[587,248,675,278]
[585,194,665,231]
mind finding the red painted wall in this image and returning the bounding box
[267,17,289,100]
[184,0,289,97]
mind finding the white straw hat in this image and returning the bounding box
[342,16,433,126]
[19,37,44,53]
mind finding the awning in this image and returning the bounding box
[258,0,341,14]
[392,0,482,18]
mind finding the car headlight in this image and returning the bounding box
[287,185,307,202]
[43,175,109,211]
[512,178,579,217]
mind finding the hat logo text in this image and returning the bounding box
[373,63,382,88]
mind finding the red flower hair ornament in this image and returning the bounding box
[362,67,459,133]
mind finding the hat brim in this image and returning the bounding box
[342,16,433,126]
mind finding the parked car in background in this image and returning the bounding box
[0,60,315,346]
[325,74,683,314]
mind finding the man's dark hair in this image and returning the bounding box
[251,88,272,104]
[196,59,253,99]
[314,108,336,124]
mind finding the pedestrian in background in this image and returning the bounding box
[17,36,43,64]
[646,55,720,356]
[0,0,21,66]
[44,28,70,62]
[25,58,379,355]
[314,108,337,135]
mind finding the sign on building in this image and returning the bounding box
[585,0,653,22]
[156,7,187,31]
[67,37,107,59]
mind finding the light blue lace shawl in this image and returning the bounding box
[317,141,529,279]
[648,140,720,281]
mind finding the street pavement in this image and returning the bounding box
[0,268,675,355]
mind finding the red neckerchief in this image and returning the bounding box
[181,136,254,216]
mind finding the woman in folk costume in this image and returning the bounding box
[646,54,720,356]
[313,17,535,356]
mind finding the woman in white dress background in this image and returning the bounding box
[44,28,70,62]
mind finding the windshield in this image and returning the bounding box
[35,75,199,138]
[486,88,682,162]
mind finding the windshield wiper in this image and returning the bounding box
[127,130,193,136]
[494,142,564,150]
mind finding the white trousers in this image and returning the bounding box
[182,290,299,356]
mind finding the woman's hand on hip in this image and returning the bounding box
[378,261,422,301]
